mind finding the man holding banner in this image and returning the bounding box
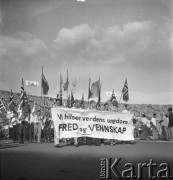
[51,107,135,147]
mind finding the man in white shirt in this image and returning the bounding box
[160,113,169,141]
[150,113,158,140]
[140,114,151,140]
[33,110,42,143]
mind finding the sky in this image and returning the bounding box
[0,0,172,104]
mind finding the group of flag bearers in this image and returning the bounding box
[0,68,173,148]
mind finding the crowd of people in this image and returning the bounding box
[1,96,173,149]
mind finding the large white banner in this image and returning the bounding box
[51,107,135,141]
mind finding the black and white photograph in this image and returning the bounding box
[0,0,173,179]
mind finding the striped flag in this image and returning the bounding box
[8,89,16,112]
[0,98,6,111]
[122,78,129,102]
[18,79,25,117]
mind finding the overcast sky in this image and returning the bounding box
[0,0,172,104]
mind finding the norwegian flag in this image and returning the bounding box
[8,89,16,112]
[122,78,129,102]
[18,79,25,117]
[0,98,6,111]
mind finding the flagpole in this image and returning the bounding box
[41,66,43,99]
[67,70,68,104]
[88,78,90,106]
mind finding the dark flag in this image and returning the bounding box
[71,90,75,107]
[97,81,101,106]
[110,89,119,107]
[122,78,129,102]
[88,78,92,99]
[63,70,69,91]
[23,91,31,116]
[90,79,100,98]
[42,73,49,95]
[80,93,84,106]
[67,95,71,108]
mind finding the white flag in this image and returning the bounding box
[26,80,39,87]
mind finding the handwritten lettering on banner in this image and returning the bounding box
[51,108,134,141]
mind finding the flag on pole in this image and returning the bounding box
[90,79,100,98]
[18,79,25,117]
[88,78,92,99]
[97,81,101,105]
[71,90,75,107]
[80,93,84,106]
[63,70,69,91]
[42,73,49,95]
[110,89,119,107]
[122,78,129,102]
[0,98,6,111]
[31,102,36,114]
[60,73,63,106]
[8,89,16,112]
[66,95,71,108]
[23,92,30,116]
[72,77,77,88]
[26,80,39,87]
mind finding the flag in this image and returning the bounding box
[66,95,71,108]
[42,73,49,95]
[8,89,16,112]
[97,82,101,105]
[26,80,39,87]
[18,79,25,117]
[122,78,129,102]
[60,73,63,106]
[110,89,119,107]
[90,79,100,98]
[63,70,69,91]
[80,93,84,106]
[71,91,75,107]
[23,92,31,116]
[88,78,92,99]
[0,98,6,111]
[72,77,77,88]
[31,102,35,114]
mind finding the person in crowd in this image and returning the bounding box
[11,113,20,143]
[18,115,26,144]
[122,104,131,113]
[53,99,61,148]
[150,113,158,140]
[168,107,173,139]
[160,113,169,141]
[140,114,151,140]
[156,114,162,139]
[43,113,52,143]
[33,110,42,143]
